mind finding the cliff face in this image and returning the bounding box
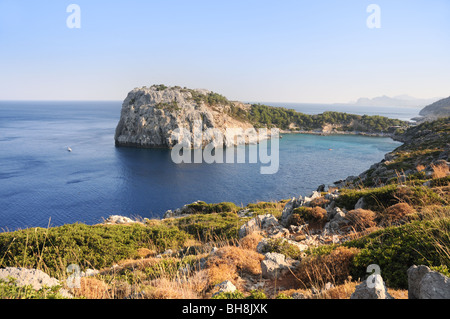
[114,85,269,149]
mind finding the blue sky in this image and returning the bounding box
[0,0,449,103]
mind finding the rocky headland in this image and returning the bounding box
[114,85,410,150]
[114,85,270,149]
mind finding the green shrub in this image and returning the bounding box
[0,279,69,299]
[186,201,240,214]
[164,212,244,241]
[290,206,327,228]
[275,293,293,299]
[344,218,450,289]
[336,184,445,212]
[261,238,302,260]
[336,184,398,211]
[0,223,191,278]
[247,289,267,299]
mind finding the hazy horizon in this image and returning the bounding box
[1,1,449,103]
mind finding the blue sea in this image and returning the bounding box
[0,101,409,231]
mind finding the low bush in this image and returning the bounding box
[261,238,303,260]
[344,209,377,231]
[0,223,191,278]
[290,206,327,229]
[165,212,244,241]
[379,203,415,226]
[293,247,359,289]
[186,201,240,215]
[344,218,450,289]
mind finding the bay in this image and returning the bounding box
[0,101,402,231]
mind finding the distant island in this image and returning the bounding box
[115,85,410,149]
[344,95,442,108]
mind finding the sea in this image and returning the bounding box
[0,101,420,231]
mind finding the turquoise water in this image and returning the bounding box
[0,101,402,231]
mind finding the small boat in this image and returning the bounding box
[67,147,72,152]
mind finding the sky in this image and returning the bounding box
[0,0,449,103]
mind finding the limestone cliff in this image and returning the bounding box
[114,85,270,149]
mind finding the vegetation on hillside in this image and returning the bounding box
[228,103,407,133]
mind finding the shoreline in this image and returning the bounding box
[279,129,396,138]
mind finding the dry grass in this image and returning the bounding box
[345,209,377,231]
[143,277,201,299]
[416,164,426,172]
[293,247,359,289]
[431,163,449,179]
[380,203,416,226]
[280,281,357,299]
[136,248,157,258]
[205,246,264,288]
[69,277,111,299]
[239,232,263,250]
[308,197,330,208]
[387,288,408,299]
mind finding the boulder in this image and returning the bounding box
[350,278,393,299]
[304,191,321,205]
[354,197,365,210]
[0,267,72,298]
[104,215,136,224]
[238,214,287,239]
[212,280,237,297]
[279,196,303,227]
[324,207,349,234]
[261,252,290,279]
[408,265,450,299]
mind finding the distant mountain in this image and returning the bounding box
[419,96,450,118]
[346,95,442,108]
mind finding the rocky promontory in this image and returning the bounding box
[114,85,270,149]
[115,84,409,149]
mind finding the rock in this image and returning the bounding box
[163,201,202,219]
[81,268,99,277]
[304,191,321,205]
[115,85,270,149]
[256,237,308,254]
[316,184,326,192]
[408,265,450,299]
[212,280,237,297]
[291,292,307,299]
[0,267,72,298]
[280,196,303,227]
[354,197,365,210]
[324,207,349,234]
[324,192,339,201]
[104,215,136,224]
[238,214,286,239]
[237,208,252,217]
[0,267,60,291]
[261,252,290,279]
[350,278,393,299]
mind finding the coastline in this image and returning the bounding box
[279,129,396,139]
